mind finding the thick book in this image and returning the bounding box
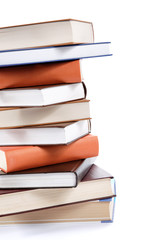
[0,165,115,217]
[0,157,96,188]
[0,82,86,107]
[0,134,99,173]
[0,120,90,146]
[0,197,116,224]
[0,19,94,51]
[0,42,111,67]
[0,99,90,129]
[0,60,82,90]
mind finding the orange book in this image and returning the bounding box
[0,60,81,90]
[0,134,98,173]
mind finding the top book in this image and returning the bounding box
[0,19,94,51]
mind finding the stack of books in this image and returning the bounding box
[0,19,116,224]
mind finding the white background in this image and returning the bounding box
[0,0,160,239]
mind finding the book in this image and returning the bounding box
[0,60,82,90]
[0,165,115,217]
[0,82,86,107]
[0,42,111,67]
[0,99,90,129]
[0,120,90,146]
[0,134,99,173]
[0,19,94,51]
[0,197,116,224]
[0,157,96,188]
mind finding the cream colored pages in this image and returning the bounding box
[0,20,93,51]
[0,101,90,128]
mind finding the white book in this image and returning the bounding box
[0,82,86,107]
[0,157,96,188]
[0,42,111,67]
[0,19,94,51]
[0,120,91,146]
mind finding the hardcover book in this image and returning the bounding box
[0,165,115,217]
[0,19,94,51]
[0,197,116,224]
[0,120,90,146]
[0,157,96,188]
[0,99,90,129]
[0,60,82,90]
[0,42,111,67]
[0,134,99,173]
[0,82,86,107]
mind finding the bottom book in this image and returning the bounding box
[0,197,116,224]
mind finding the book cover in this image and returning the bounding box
[0,60,82,90]
[0,134,99,173]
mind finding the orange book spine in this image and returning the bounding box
[0,60,81,89]
[3,135,98,173]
